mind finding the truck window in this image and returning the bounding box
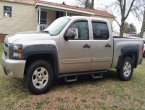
[68,20,89,40]
[45,17,70,36]
[92,21,109,40]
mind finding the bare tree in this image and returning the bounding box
[119,0,135,36]
[90,0,94,9]
[105,0,145,36]
[140,8,145,38]
[76,0,86,7]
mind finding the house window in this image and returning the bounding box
[40,11,47,24]
[3,6,12,17]
[56,11,64,19]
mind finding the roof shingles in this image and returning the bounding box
[1,0,36,5]
[2,0,114,18]
[37,1,114,18]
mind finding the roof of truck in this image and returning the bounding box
[63,16,109,22]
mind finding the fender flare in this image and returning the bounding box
[23,44,59,76]
[117,45,139,69]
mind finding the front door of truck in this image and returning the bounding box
[59,20,91,73]
[91,20,113,70]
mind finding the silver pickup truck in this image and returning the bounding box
[2,16,144,94]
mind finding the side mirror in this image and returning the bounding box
[64,28,76,41]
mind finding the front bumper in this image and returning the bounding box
[2,53,26,79]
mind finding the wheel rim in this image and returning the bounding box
[32,67,49,89]
[123,61,132,77]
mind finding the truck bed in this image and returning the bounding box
[111,36,143,68]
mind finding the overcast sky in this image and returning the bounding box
[44,0,142,33]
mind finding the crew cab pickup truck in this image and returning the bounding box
[2,16,144,94]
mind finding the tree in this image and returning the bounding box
[90,0,94,9]
[124,22,137,34]
[129,23,137,34]
[124,22,129,33]
[105,0,145,36]
[140,8,145,37]
[76,0,94,9]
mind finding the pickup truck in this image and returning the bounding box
[2,16,144,94]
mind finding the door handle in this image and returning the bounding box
[83,44,90,48]
[105,44,111,47]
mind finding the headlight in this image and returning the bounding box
[9,44,23,59]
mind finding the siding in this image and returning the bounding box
[46,10,56,25]
[0,1,37,35]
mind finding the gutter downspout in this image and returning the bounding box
[37,7,41,31]
[66,12,68,16]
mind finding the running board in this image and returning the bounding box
[91,73,103,79]
[64,76,78,83]
[59,70,107,78]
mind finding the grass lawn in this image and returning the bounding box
[0,42,145,110]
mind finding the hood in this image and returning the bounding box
[5,31,51,44]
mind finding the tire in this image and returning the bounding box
[26,60,53,95]
[117,57,133,81]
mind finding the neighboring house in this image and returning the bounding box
[0,0,115,40]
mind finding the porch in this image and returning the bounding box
[36,2,94,31]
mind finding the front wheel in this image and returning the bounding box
[117,57,133,81]
[26,60,53,95]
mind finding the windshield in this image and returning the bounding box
[44,17,70,36]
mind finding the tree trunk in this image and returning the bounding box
[140,8,145,38]
[91,0,94,9]
[85,0,89,8]
[120,19,125,37]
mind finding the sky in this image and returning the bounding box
[44,0,142,33]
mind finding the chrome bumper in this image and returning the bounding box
[2,53,26,79]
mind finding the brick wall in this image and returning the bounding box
[0,34,7,41]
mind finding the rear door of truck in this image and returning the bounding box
[91,20,114,70]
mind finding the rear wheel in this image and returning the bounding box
[117,57,133,81]
[26,60,53,94]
